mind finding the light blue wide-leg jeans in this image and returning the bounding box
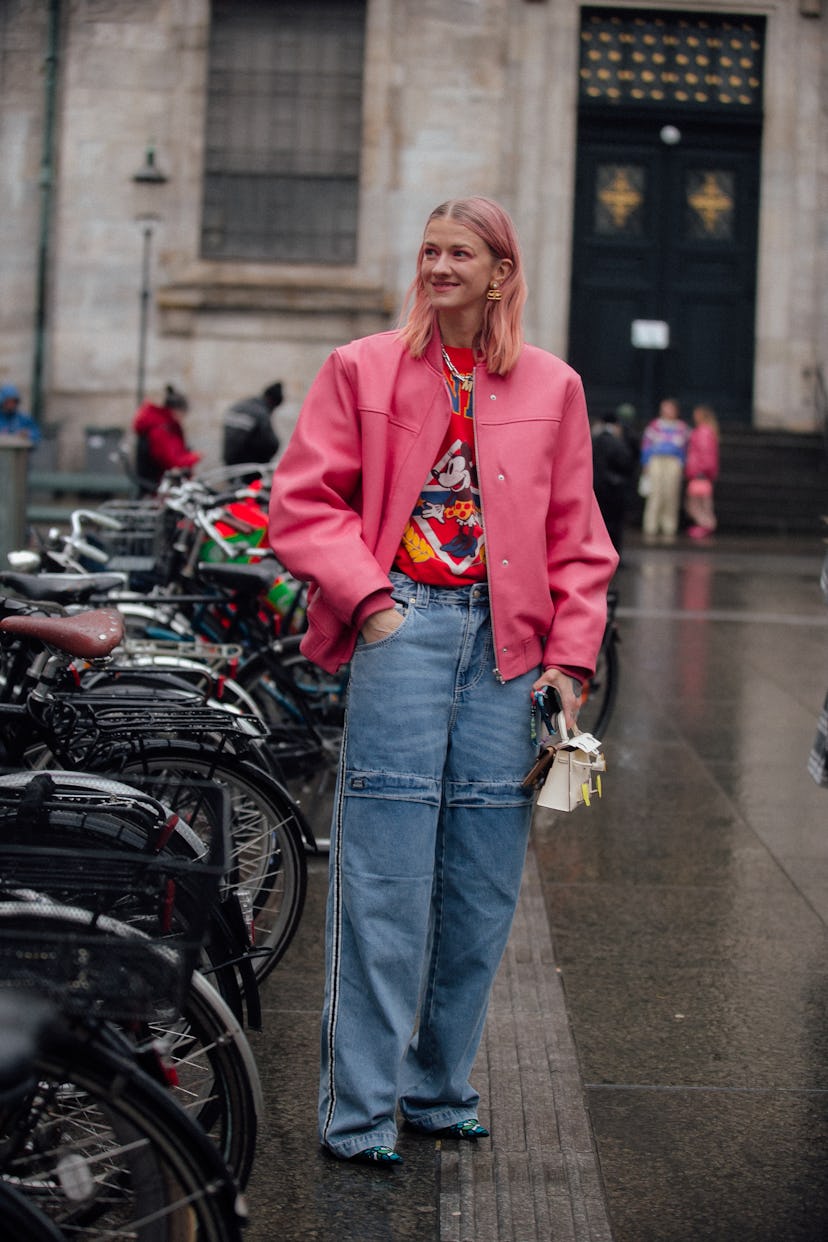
[319,572,538,1158]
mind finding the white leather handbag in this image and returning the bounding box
[535,711,606,813]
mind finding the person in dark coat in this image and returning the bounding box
[591,410,636,557]
[222,382,282,472]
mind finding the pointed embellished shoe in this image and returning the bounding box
[440,1118,490,1141]
[348,1145,403,1165]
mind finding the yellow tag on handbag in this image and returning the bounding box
[536,712,606,812]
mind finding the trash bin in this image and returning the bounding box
[85,426,125,474]
[0,435,32,563]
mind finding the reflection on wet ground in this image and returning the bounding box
[246,533,828,1241]
[534,534,828,1241]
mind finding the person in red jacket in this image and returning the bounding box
[269,196,617,1167]
[132,384,200,492]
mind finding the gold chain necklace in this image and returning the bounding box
[441,345,474,393]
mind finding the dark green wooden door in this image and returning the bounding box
[568,115,761,424]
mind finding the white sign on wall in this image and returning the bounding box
[631,319,670,349]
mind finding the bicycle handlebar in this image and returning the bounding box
[70,539,111,565]
[69,509,124,535]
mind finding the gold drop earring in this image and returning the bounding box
[486,281,502,302]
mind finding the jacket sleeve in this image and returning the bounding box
[267,351,393,626]
[541,376,619,676]
[146,423,199,472]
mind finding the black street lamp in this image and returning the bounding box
[132,145,168,407]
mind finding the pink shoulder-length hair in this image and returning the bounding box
[397,197,527,376]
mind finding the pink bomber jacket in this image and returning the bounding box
[685,424,720,481]
[267,330,618,683]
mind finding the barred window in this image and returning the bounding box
[201,0,366,263]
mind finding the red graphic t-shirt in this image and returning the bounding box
[393,345,487,586]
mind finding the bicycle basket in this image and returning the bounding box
[0,899,187,1023]
[0,772,227,1019]
[95,498,165,574]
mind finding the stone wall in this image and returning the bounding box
[753,0,828,429]
[0,0,826,469]
[0,2,50,394]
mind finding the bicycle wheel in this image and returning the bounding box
[0,1018,245,1240]
[236,649,342,848]
[115,599,196,644]
[149,970,262,1189]
[0,1180,65,1241]
[0,895,259,1189]
[577,626,619,739]
[115,744,307,980]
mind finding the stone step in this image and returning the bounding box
[715,429,826,533]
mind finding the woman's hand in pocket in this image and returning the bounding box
[360,607,404,645]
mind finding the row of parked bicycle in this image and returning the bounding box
[0,466,347,1238]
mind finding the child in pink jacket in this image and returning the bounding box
[684,404,720,537]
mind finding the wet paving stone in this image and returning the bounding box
[242,534,828,1240]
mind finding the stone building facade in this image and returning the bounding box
[0,0,826,470]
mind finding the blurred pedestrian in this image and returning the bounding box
[0,384,41,444]
[684,403,720,538]
[132,383,200,493]
[268,195,617,1166]
[808,539,828,787]
[591,410,635,557]
[615,401,641,462]
[222,381,282,474]
[639,397,688,538]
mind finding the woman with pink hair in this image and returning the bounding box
[269,197,617,1165]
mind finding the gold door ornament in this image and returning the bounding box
[686,170,734,239]
[595,164,645,235]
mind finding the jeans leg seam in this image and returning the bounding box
[419,810,446,1078]
[320,718,349,1145]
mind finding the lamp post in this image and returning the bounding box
[132,145,168,407]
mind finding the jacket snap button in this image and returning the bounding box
[501,559,509,566]
[497,473,505,480]
[489,394,497,401]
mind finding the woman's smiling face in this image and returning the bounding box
[420,218,506,323]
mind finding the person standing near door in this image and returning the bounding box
[639,396,689,538]
[684,403,720,538]
[591,409,636,557]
